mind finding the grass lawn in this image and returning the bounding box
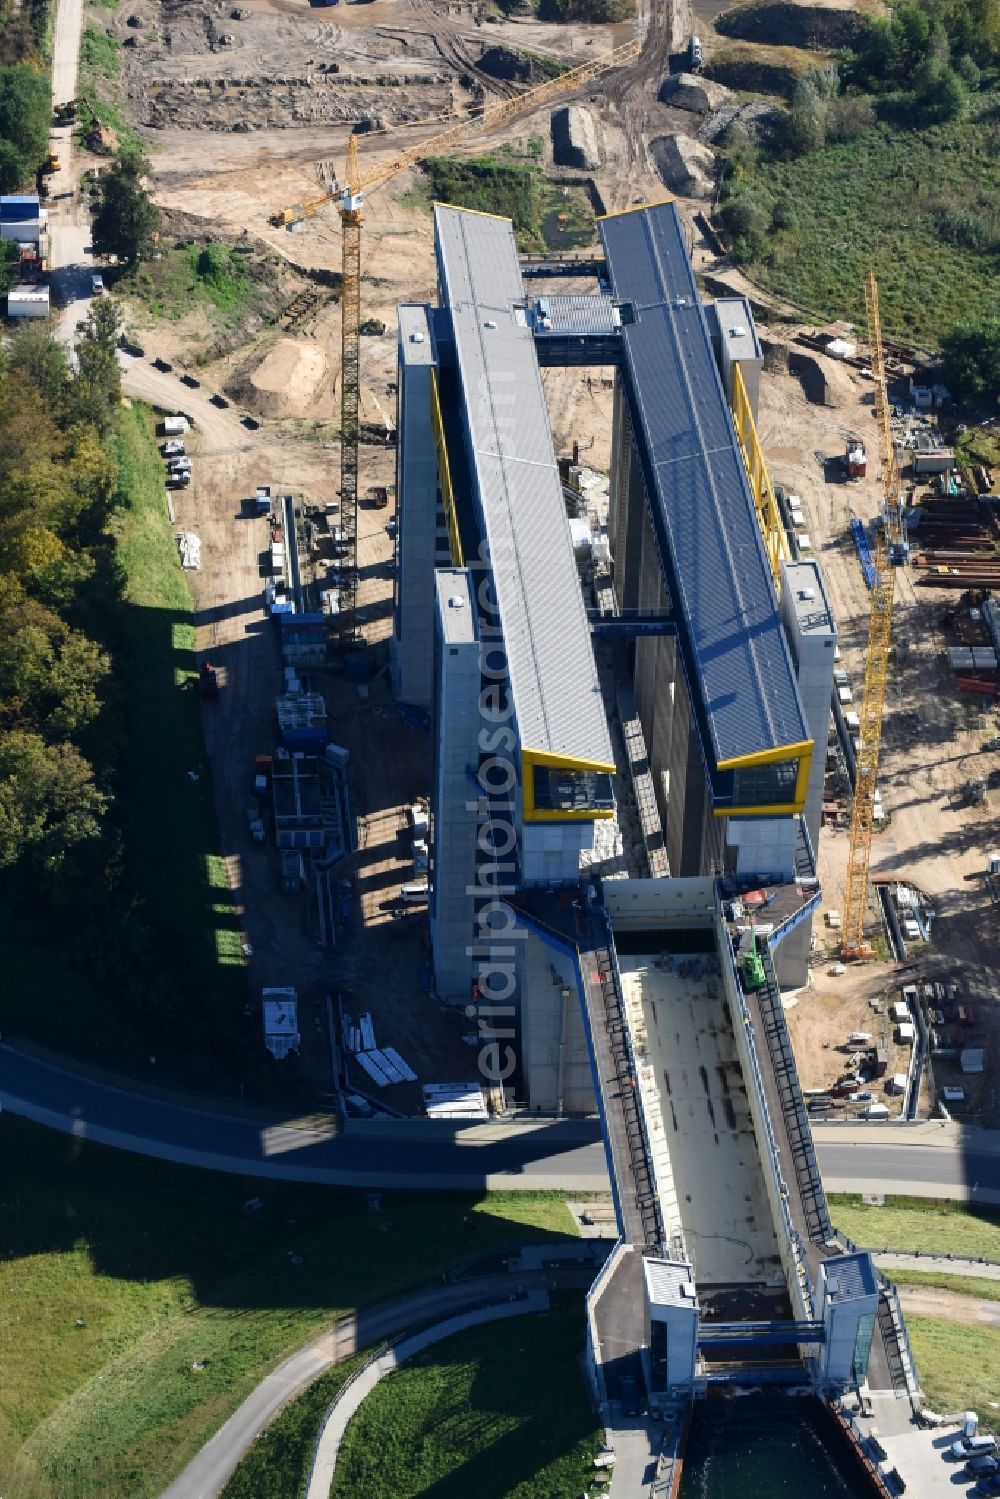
[742,95,1000,346]
[829,1195,1000,1260]
[126,243,279,329]
[422,154,597,253]
[0,1116,578,1499]
[220,1356,365,1499]
[330,1303,601,1499]
[905,1317,1000,1418]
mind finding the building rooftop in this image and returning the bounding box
[435,567,477,645]
[434,206,613,770]
[822,1251,878,1300]
[600,203,808,769]
[644,1256,698,1309]
[398,303,435,365]
[0,195,41,220]
[784,561,837,638]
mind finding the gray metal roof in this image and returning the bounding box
[434,206,612,768]
[601,204,808,766]
[541,294,619,336]
[397,303,434,366]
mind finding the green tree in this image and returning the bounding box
[0,138,24,193]
[0,729,106,875]
[0,62,50,170]
[0,595,109,737]
[91,154,160,266]
[941,316,1000,406]
[7,324,70,412]
[71,298,124,433]
[913,58,968,121]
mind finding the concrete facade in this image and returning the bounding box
[394,305,442,707]
[707,296,763,420]
[815,1253,879,1390]
[776,560,837,986]
[518,930,595,1114]
[429,569,481,1003]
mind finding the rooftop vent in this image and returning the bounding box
[798,587,816,601]
[448,595,465,609]
[410,331,425,343]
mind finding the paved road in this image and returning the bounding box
[3,1045,1000,1199]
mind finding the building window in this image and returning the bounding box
[532,766,614,814]
[731,758,799,807]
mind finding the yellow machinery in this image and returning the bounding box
[842,271,898,958]
[271,37,642,636]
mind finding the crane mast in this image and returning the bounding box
[842,272,898,956]
[270,38,644,645]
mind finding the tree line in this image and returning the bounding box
[0,0,52,194]
[0,308,123,887]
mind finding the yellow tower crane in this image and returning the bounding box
[271,37,642,637]
[842,271,899,958]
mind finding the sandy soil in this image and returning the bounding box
[896,1286,1000,1328]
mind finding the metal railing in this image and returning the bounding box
[719,920,816,1316]
[756,946,833,1246]
[590,913,664,1253]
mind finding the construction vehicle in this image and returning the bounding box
[271,36,642,641]
[54,99,77,123]
[845,436,866,480]
[842,272,899,959]
[42,152,62,175]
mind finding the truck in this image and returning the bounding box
[845,437,867,480]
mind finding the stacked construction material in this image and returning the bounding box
[341,1011,417,1087]
[422,1082,488,1119]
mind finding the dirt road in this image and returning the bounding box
[896,1286,1000,1328]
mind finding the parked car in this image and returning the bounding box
[152,357,173,373]
[168,459,192,475]
[166,472,191,489]
[848,1091,873,1103]
[952,1437,998,1460]
[91,273,104,295]
[968,1457,1000,1479]
[161,440,186,457]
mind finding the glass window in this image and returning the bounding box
[532,766,615,813]
[731,758,799,807]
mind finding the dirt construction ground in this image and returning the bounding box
[73,0,997,1112]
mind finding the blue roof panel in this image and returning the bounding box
[600,203,808,766]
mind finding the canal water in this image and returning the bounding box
[679,1395,873,1499]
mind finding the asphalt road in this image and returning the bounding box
[2,1046,1000,1199]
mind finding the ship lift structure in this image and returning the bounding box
[270,38,642,641]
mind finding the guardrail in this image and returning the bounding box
[756,945,833,1247]
[720,915,816,1316]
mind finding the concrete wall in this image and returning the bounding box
[721,914,815,1324]
[430,570,481,1003]
[520,819,595,888]
[609,378,646,614]
[519,930,596,1114]
[605,877,717,930]
[394,309,441,708]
